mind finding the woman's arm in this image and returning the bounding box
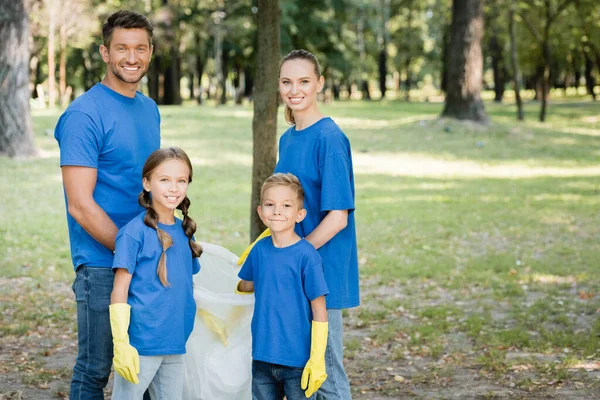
[305,209,348,250]
[111,268,133,304]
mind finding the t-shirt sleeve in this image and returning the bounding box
[320,150,355,212]
[303,255,329,301]
[193,257,201,275]
[55,110,103,168]
[192,236,201,274]
[238,246,255,281]
[112,230,141,274]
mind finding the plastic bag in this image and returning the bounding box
[183,242,254,400]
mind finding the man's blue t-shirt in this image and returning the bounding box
[274,117,359,309]
[54,83,160,270]
[112,212,200,356]
[238,238,329,368]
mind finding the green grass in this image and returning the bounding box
[1,96,600,396]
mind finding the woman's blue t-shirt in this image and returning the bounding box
[274,117,360,309]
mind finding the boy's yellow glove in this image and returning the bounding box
[237,228,271,265]
[301,321,328,397]
[198,309,228,346]
[109,303,140,384]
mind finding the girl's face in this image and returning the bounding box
[279,59,324,116]
[143,159,190,222]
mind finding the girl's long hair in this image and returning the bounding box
[279,49,322,125]
[138,147,203,287]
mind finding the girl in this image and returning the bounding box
[109,147,202,400]
[274,49,360,400]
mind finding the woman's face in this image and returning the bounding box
[279,59,324,115]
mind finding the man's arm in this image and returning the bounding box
[62,166,119,251]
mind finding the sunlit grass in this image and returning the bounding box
[1,97,599,395]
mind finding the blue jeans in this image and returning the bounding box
[316,309,352,400]
[252,360,315,400]
[70,266,115,400]
[112,355,184,400]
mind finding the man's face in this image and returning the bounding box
[100,28,153,85]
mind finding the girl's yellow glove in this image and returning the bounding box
[301,321,328,397]
[237,228,271,265]
[109,303,140,384]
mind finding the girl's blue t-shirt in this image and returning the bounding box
[112,212,200,356]
[238,238,329,368]
[274,117,360,309]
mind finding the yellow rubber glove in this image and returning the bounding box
[109,303,140,384]
[301,321,328,398]
[198,309,228,346]
[237,228,271,265]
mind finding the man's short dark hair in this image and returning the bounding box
[102,10,153,48]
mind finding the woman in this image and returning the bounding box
[273,49,360,400]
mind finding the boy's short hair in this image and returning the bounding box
[261,173,304,205]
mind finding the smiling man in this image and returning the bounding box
[54,11,160,399]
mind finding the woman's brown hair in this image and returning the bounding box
[279,49,322,125]
[138,147,202,287]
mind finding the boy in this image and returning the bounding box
[237,173,329,400]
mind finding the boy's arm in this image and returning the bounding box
[109,268,139,384]
[301,296,328,397]
[236,279,254,294]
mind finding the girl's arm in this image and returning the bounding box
[305,209,348,250]
[310,295,328,322]
[111,268,133,304]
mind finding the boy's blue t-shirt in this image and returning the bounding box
[274,117,360,309]
[112,212,200,356]
[54,83,160,270]
[238,238,329,368]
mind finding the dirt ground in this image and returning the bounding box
[1,278,599,399]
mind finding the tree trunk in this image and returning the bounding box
[584,51,596,101]
[0,0,36,157]
[441,0,488,123]
[196,37,205,104]
[148,55,160,102]
[250,0,280,241]
[219,45,229,105]
[508,2,524,120]
[47,1,57,107]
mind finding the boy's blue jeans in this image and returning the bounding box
[252,360,316,400]
[316,309,352,400]
[70,266,114,400]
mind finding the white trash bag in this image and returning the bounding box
[183,242,254,400]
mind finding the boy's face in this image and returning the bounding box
[258,185,306,234]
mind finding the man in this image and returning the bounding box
[54,10,160,399]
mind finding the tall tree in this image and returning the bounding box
[0,0,36,157]
[508,0,524,120]
[518,0,575,122]
[250,0,280,241]
[441,0,488,123]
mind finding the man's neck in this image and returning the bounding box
[101,75,138,98]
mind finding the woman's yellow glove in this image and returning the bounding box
[237,228,271,265]
[301,321,328,397]
[109,303,140,384]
